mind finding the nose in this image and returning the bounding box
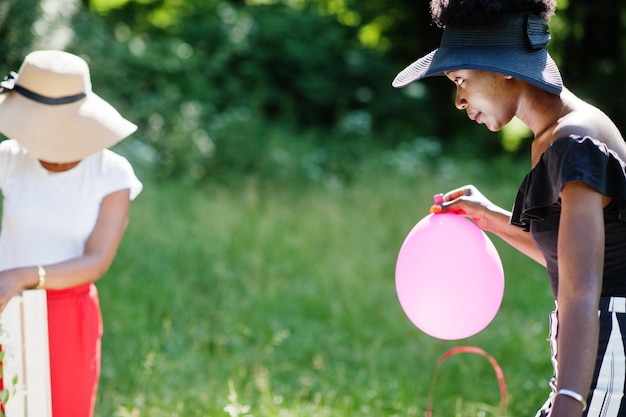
[454,90,467,110]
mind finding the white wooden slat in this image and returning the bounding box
[21,290,52,417]
[1,290,52,417]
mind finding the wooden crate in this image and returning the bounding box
[0,290,52,417]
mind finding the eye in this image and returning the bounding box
[455,78,465,87]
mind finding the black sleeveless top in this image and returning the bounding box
[510,135,626,298]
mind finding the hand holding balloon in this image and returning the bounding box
[395,195,505,340]
[429,185,499,231]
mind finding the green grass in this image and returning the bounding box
[96,155,554,417]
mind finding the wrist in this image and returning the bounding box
[30,265,46,290]
[556,388,587,411]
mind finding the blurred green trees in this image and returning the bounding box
[0,0,43,69]
[65,0,438,182]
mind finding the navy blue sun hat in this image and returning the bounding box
[392,12,563,95]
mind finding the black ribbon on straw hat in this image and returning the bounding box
[0,50,137,163]
[392,12,563,95]
[1,71,86,105]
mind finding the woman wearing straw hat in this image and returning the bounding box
[394,1,626,416]
[0,50,142,416]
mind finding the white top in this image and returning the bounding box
[0,139,142,269]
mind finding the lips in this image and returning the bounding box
[468,112,481,123]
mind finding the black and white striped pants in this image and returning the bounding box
[537,297,626,417]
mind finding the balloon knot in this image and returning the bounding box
[430,194,444,213]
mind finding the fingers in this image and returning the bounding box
[429,204,442,214]
[429,185,476,215]
[443,185,472,202]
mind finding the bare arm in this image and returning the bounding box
[0,188,131,311]
[439,185,546,265]
[550,181,603,417]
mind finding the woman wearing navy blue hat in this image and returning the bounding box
[394,1,626,416]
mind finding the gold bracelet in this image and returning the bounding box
[556,388,587,411]
[35,265,46,289]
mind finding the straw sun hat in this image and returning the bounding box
[0,50,137,163]
[392,12,563,95]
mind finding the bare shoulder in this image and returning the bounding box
[553,95,626,160]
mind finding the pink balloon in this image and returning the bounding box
[395,213,504,340]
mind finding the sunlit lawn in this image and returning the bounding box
[96,155,554,417]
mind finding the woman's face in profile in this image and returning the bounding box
[445,69,518,132]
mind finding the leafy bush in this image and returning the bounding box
[0,0,43,69]
[67,1,437,183]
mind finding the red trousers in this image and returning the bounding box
[47,283,102,417]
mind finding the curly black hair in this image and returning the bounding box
[431,0,556,27]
